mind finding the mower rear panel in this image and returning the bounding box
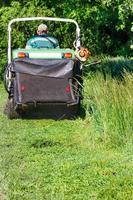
[12,48,75,59]
[7,55,82,119]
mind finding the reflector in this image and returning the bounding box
[63,53,72,59]
[65,85,71,93]
[20,85,26,92]
[18,52,27,58]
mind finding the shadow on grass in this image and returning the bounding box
[17,103,86,120]
[31,139,62,148]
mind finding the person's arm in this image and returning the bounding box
[48,37,60,48]
[25,39,32,49]
[54,38,59,48]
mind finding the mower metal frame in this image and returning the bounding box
[8,17,81,64]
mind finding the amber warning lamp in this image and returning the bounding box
[63,52,72,59]
[18,52,29,58]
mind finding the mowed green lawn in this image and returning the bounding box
[0,68,133,200]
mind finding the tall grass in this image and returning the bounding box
[83,58,133,147]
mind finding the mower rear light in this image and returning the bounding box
[63,53,72,59]
[20,84,26,92]
[65,85,71,93]
[18,52,28,58]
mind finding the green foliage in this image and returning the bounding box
[0,0,132,79]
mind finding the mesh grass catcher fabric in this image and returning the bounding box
[11,58,80,105]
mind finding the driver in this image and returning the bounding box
[26,24,59,49]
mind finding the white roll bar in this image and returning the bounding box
[8,17,80,63]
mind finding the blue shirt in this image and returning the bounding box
[26,34,59,49]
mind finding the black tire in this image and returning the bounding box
[4,98,20,119]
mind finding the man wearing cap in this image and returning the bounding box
[26,24,59,49]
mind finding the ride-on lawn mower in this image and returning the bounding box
[4,17,90,119]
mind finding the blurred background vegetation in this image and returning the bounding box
[0,0,132,79]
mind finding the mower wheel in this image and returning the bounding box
[4,98,20,119]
